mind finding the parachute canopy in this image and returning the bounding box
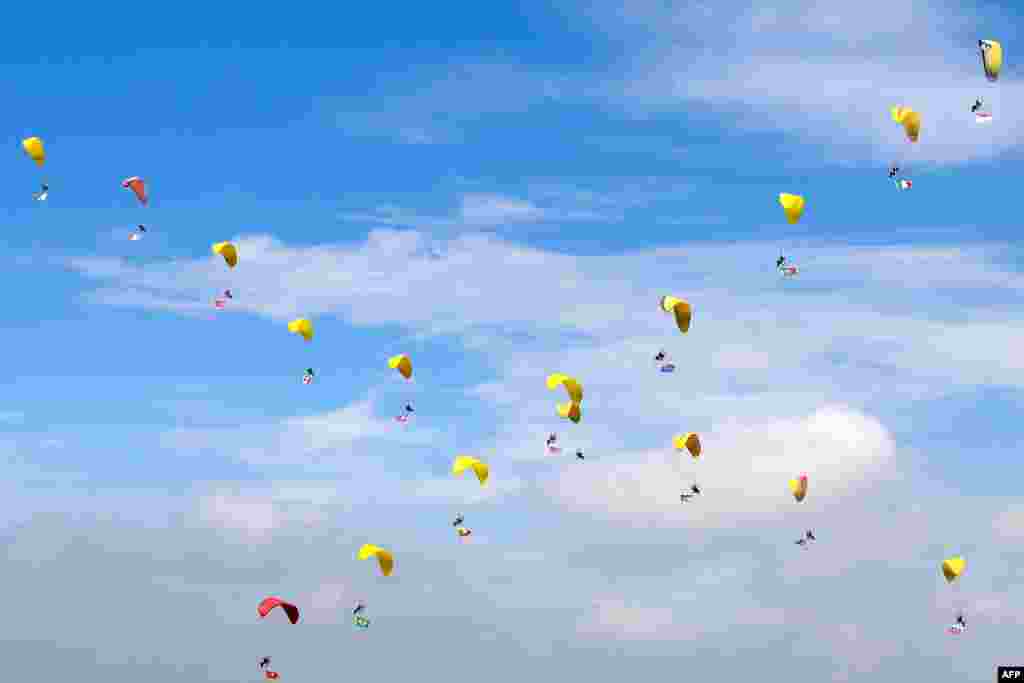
[287,319,313,342]
[891,107,921,143]
[546,373,583,423]
[942,555,966,583]
[660,296,692,334]
[212,242,238,268]
[789,473,808,502]
[778,193,805,224]
[22,137,44,166]
[258,597,300,624]
[673,432,701,459]
[358,544,394,577]
[388,354,412,379]
[452,455,489,486]
[122,176,148,206]
[980,39,1003,82]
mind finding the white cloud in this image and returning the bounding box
[198,491,279,540]
[546,406,894,525]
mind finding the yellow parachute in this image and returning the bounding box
[212,242,238,268]
[789,473,808,502]
[673,432,701,459]
[287,318,314,342]
[21,137,45,166]
[979,40,1003,82]
[891,107,921,143]
[452,455,489,486]
[942,555,966,583]
[778,193,805,224]
[546,373,583,423]
[357,544,394,577]
[388,354,412,379]
[660,296,692,334]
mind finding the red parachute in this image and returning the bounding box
[122,176,148,206]
[258,597,300,624]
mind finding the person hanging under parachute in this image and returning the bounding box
[795,530,816,548]
[949,613,967,635]
[129,225,146,241]
[33,184,48,201]
[680,484,701,502]
[654,350,675,373]
[395,404,414,423]
[259,658,271,670]
[888,166,899,179]
[302,368,315,385]
[352,602,370,629]
[546,433,561,454]
[575,449,584,460]
[776,254,798,277]
[452,513,464,527]
[971,97,984,114]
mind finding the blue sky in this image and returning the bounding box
[4,1,1024,681]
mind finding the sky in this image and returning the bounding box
[2,0,1024,681]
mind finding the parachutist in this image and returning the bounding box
[546,433,557,447]
[776,255,786,268]
[224,289,233,299]
[654,351,666,362]
[575,449,584,460]
[259,658,271,670]
[971,98,984,113]
[888,166,899,178]
[353,602,365,615]
[452,514,464,527]
[34,183,49,201]
[404,404,414,413]
[690,484,701,495]
[805,529,815,541]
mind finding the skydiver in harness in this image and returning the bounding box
[575,449,584,460]
[888,166,899,179]
[259,658,271,670]
[452,513,464,527]
[776,255,786,269]
[34,183,49,201]
[971,97,984,114]
[680,485,701,502]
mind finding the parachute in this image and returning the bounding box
[122,176,148,206]
[388,354,412,379]
[673,432,701,459]
[660,296,692,334]
[287,319,313,342]
[212,242,238,268]
[257,597,300,624]
[21,137,45,166]
[546,373,583,423]
[789,473,808,502]
[890,107,921,143]
[942,555,966,583]
[979,40,1003,82]
[357,544,394,577]
[778,194,805,224]
[452,455,489,486]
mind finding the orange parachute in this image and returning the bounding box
[122,176,148,206]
